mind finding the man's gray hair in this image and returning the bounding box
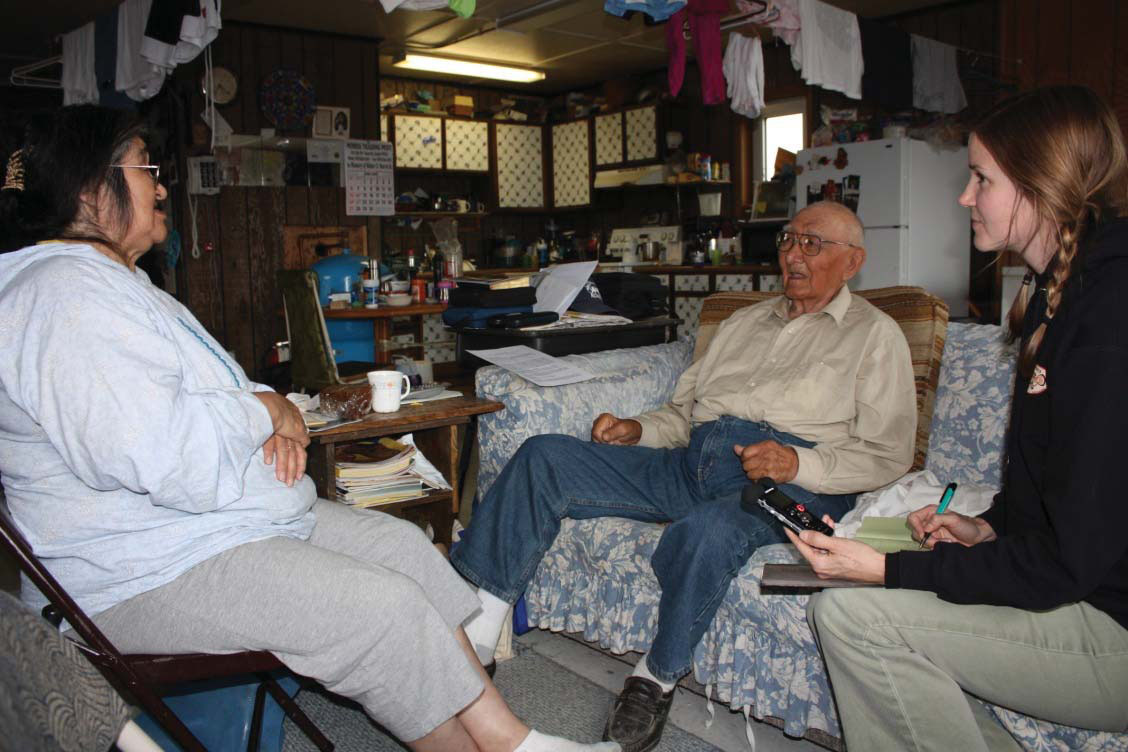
[800,201,865,248]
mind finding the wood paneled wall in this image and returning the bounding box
[998,0,1128,137]
[179,186,370,380]
[174,24,382,380]
[191,22,381,139]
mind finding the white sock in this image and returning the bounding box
[514,729,622,752]
[462,588,509,664]
[630,653,677,694]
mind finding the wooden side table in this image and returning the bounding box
[306,396,503,546]
[323,303,446,367]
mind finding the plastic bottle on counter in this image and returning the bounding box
[406,248,417,278]
[363,279,380,308]
[436,279,455,304]
[432,249,445,288]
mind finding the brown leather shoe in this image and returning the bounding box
[602,677,674,752]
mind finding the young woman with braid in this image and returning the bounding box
[786,86,1128,750]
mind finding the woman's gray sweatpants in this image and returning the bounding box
[91,499,484,742]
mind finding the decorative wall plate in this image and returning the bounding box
[259,69,317,130]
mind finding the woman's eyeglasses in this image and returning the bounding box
[111,164,160,184]
[775,230,857,257]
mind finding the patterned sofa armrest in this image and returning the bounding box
[475,341,694,496]
[925,322,1018,489]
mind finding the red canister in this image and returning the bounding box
[411,277,427,304]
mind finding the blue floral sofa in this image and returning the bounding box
[474,289,1128,751]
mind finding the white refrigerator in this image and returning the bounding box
[795,138,970,316]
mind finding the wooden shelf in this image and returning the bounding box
[389,211,488,218]
[594,181,732,191]
[738,216,790,225]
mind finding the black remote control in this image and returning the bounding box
[741,478,835,537]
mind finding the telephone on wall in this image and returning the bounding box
[187,156,220,195]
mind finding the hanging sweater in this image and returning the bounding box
[0,243,316,618]
[887,218,1128,631]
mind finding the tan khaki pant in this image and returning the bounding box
[809,587,1128,751]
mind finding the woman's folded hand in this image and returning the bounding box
[254,391,310,446]
[262,433,307,487]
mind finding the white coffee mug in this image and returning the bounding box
[367,370,412,413]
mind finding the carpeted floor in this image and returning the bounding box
[282,641,722,751]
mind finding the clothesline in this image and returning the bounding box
[688,6,1021,70]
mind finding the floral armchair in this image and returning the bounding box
[474,289,1127,751]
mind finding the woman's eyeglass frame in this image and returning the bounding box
[111,164,160,183]
[775,230,858,257]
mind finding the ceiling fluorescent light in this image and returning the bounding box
[394,54,545,83]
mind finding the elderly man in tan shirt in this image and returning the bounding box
[451,201,917,752]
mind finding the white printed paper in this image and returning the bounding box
[400,433,452,490]
[532,261,598,316]
[467,345,594,387]
[344,140,394,216]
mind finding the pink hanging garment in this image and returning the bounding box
[667,0,730,104]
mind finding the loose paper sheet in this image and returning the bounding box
[344,140,394,216]
[532,261,598,316]
[467,345,594,387]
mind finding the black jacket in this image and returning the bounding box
[887,218,1128,630]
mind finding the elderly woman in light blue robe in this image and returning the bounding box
[0,105,617,752]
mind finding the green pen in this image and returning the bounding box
[919,482,958,549]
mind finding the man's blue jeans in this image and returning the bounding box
[450,417,855,682]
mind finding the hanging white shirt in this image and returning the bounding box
[790,0,863,100]
[116,0,167,101]
[911,34,967,114]
[62,23,98,106]
[723,33,765,120]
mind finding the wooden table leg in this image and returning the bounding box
[307,441,336,500]
[426,501,454,548]
[372,318,392,366]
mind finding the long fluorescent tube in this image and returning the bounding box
[393,53,545,83]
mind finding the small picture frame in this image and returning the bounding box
[752,181,792,219]
[312,106,351,140]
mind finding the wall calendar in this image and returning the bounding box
[344,140,394,216]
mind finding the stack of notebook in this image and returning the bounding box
[334,438,440,508]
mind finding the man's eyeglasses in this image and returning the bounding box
[111,164,160,184]
[775,230,857,257]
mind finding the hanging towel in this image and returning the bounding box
[605,0,687,23]
[62,23,98,105]
[173,0,222,64]
[859,18,912,110]
[115,0,167,102]
[140,0,222,69]
[667,0,729,105]
[790,0,863,100]
[143,0,195,69]
[723,33,764,119]
[738,0,800,47]
[911,34,967,113]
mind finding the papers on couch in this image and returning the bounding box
[467,345,594,387]
[834,470,996,539]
